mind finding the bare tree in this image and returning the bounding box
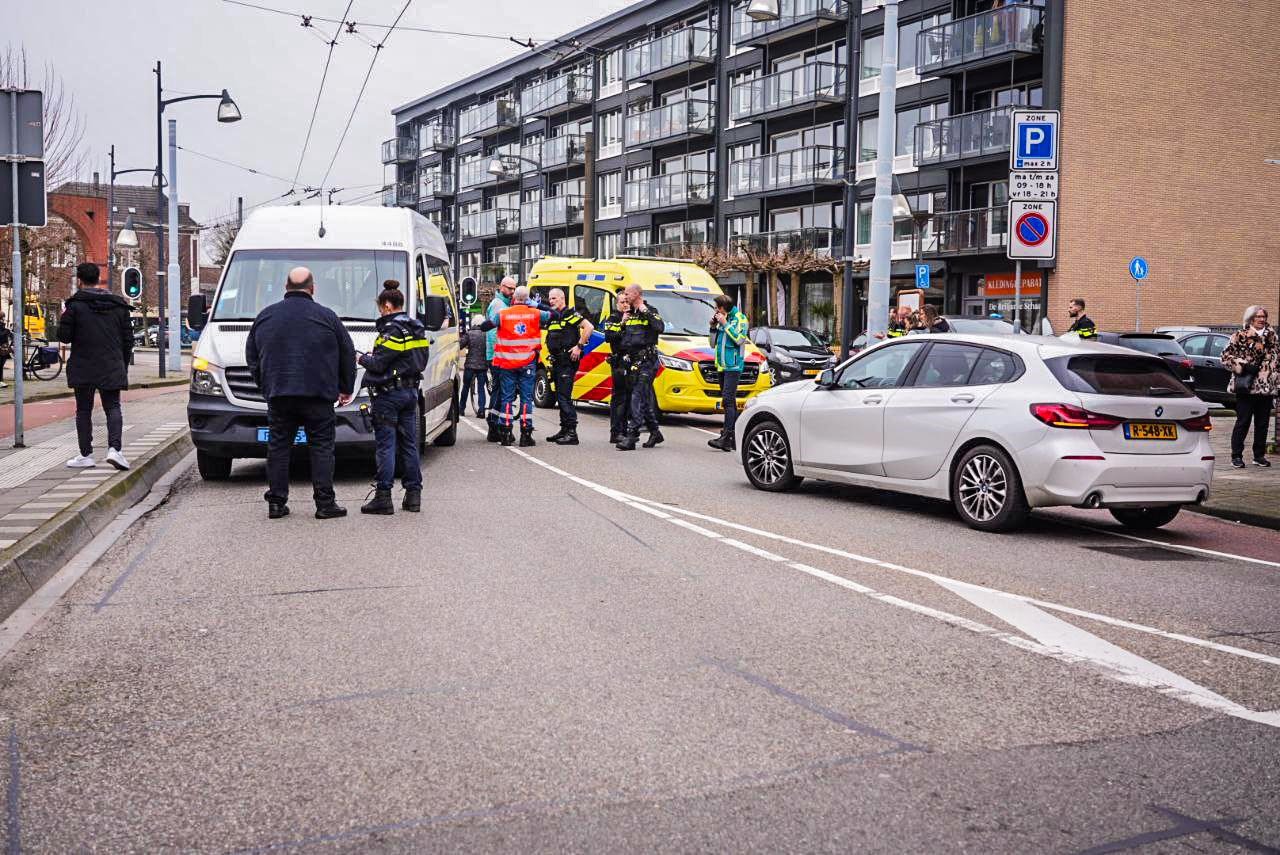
[205,220,239,267]
[0,45,89,187]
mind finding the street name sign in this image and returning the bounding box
[1007,200,1057,261]
[1010,109,1060,170]
[1009,170,1059,201]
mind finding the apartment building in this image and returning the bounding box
[384,0,1276,336]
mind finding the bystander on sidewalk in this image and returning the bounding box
[1197,412,1280,528]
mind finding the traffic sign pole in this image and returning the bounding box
[9,90,25,448]
[1013,261,1022,334]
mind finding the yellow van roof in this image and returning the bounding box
[528,255,723,294]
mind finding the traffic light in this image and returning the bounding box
[460,276,478,307]
[122,266,142,301]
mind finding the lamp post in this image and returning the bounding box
[154,60,240,377]
[866,0,900,341]
[488,152,542,283]
[106,145,157,294]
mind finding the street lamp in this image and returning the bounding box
[154,60,241,377]
[106,145,159,293]
[746,0,780,22]
[115,215,140,250]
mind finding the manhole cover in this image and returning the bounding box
[1084,545,1198,562]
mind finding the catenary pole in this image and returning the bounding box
[838,3,863,361]
[167,119,182,373]
[9,90,25,447]
[866,0,899,340]
[154,61,167,378]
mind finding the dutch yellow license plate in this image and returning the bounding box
[1124,422,1177,440]
[804,369,821,376]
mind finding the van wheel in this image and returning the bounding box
[742,419,801,492]
[433,386,459,447]
[534,368,554,409]
[1109,506,1181,530]
[196,450,232,481]
[951,444,1030,532]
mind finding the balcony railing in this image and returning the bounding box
[541,195,586,228]
[381,185,396,206]
[460,262,520,285]
[621,241,713,259]
[381,137,415,163]
[458,208,520,241]
[520,199,541,230]
[520,71,593,118]
[732,0,847,47]
[913,105,1014,168]
[730,62,845,122]
[394,181,418,206]
[728,146,843,196]
[434,221,456,243]
[923,206,1008,256]
[729,227,843,257]
[541,134,587,169]
[418,123,456,154]
[458,99,520,138]
[419,170,455,197]
[625,26,715,82]
[916,4,1043,75]
[625,99,715,148]
[458,159,496,191]
[624,170,715,213]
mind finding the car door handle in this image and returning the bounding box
[862,395,883,405]
[951,393,976,403]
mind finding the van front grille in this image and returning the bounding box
[223,366,265,403]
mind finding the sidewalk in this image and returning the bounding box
[1195,414,1280,529]
[0,350,191,405]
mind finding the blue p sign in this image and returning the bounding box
[1019,123,1054,160]
[915,264,930,289]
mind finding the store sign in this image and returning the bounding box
[981,272,1043,298]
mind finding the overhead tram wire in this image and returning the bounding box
[176,144,300,184]
[291,0,357,190]
[220,0,550,44]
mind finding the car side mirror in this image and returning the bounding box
[816,368,836,388]
[423,295,449,331]
[187,294,208,330]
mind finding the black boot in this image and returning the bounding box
[361,488,394,515]
[642,428,665,448]
[315,503,348,520]
[616,433,638,451]
[519,429,536,447]
[500,427,515,447]
[609,432,621,444]
[486,422,501,443]
[708,433,734,452]
[402,488,422,512]
[268,501,290,520]
[554,430,579,445]
[547,427,567,443]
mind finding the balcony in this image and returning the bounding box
[624,99,715,148]
[459,208,520,241]
[418,123,456,154]
[728,146,843,196]
[419,170,455,197]
[730,227,843,257]
[922,206,1008,256]
[621,241,712,259]
[541,134,587,169]
[458,159,496,191]
[381,185,396,207]
[624,170,715,213]
[520,71,593,118]
[913,105,1014,168]
[435,221,456,243]
[458,99,520,139]
[625,26,715,83]
[732,0,847,48]
[520,199,542,230]
[393,181,418,207]
[916,4,1044,76]
[730,62,845,123]
[381,137,416,164]
[541,195,586,228]
[460,262,520,285]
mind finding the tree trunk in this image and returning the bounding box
[832,271,842,343]
[789,273,801,327]
[743,272,755,325]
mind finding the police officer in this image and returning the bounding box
[615,283,665,451]
[357,281,430,515]
[600,291,632,444]
[544,288,594,446]
[1067,297,1097,339]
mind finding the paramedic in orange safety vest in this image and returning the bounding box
[490,285,548,448]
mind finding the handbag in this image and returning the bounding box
[1237,363,1258,394]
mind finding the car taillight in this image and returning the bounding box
[1030,403,1124,430]
[1181,414,1213,432]
[1180,359,1193,370]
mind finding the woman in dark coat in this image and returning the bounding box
[1220,304,1279,469]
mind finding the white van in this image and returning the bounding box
[185,206,460,480]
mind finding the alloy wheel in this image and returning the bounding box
[957,453,1008,523]
[747,428,789,486]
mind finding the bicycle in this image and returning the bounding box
[23,338,64,381]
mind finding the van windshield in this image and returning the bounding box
[642,291,718,336]
[211,249,409,322]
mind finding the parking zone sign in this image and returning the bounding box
[1007,200,1057,261]
[1010,110,1060,170]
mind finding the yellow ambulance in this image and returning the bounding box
[525,255,772,415]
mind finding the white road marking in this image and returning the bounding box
[685,425,719,436]
[1069,521,1280,570]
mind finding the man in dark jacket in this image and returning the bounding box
[0,311,11,388]
[246,266,357,520]
[357,281,429,515]
[458,317,488,418]
[57,263,133,470]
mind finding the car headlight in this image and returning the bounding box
[659,354,694,372]
[773,349,797,365]
[190,368,224,397]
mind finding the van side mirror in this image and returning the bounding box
[817,368,836,388]
[187,294,208,330]
[423,295,449,331]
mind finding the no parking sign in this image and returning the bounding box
[1007,200,1057,261]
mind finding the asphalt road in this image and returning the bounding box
[1,399,1278,853]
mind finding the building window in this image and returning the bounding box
[898,13,951,71]
[598,49,624,97]
[860,34,882,80]
[598,171,622,216]
[625,227,650,250]
[598,109,622,158]
[856,202,872,244]
[858,117,877,162]
[552,236,583,256]
[896,102,949,157]
[727,214,759,247]
[597,232,620,259]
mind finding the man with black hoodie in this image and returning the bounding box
[57,263,134,470]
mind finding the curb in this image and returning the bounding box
[0,430,193,623]
[1,377,189,406]
[1186,503,1280,532]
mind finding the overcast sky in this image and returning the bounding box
[14,0,633,232]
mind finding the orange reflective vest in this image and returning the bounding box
[491,304,542,369]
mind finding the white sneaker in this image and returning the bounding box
[66,455,96,469]
[106,448,130,471]
[0,382,7,388]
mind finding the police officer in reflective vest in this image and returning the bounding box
[1067,297,1097,339]
[357,281,430,515]
[600,290,632,444]
[544,288,594,446]
[492,285,544,447]
[615,283,665,451]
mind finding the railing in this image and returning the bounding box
[520,141,543,172]
[730,62,845,122]
[732,0,847,45]
[458,99,519,138]
[541,134,587,169]
[435,222,456,243]
[542,195,586,228]
[913,104,1014,167]
[729,227,843,257]
[923,206,1007,255]
[625,26,715,81]
[458,159,495,191]
[460,262,520,285]
[419,171,455,197]
[418,123,456,154]
[620,241,713,259]
[381,185,396,206]
[624,170,715,213]
[728,146,843,196]
[381,137,415,163]
[625,99,715,148]
[520,70,593,117]
[395,180,418,206]
[458,208,520,240]
[916,5,1043,75]
[520,199,541,229]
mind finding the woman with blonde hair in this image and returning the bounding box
[1220,304,1279,468]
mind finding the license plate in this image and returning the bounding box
[803,369,821,376]
[1124,422,1177,440]
[257,428,307,444]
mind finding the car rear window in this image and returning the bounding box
[1115,336,1187,357]
[1046,355,1194,398]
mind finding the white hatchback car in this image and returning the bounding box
[736,334,1215,532]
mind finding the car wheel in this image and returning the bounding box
[951,444,1030,532]
[196,450,233,481]
[1109,506,1181,530]
[433,386,459,447]
[742,419,802,492]
[534,368,554,409]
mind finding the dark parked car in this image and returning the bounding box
[1096,333,1197,391]
[1176,331,1233,405]
[749,325,836,383]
